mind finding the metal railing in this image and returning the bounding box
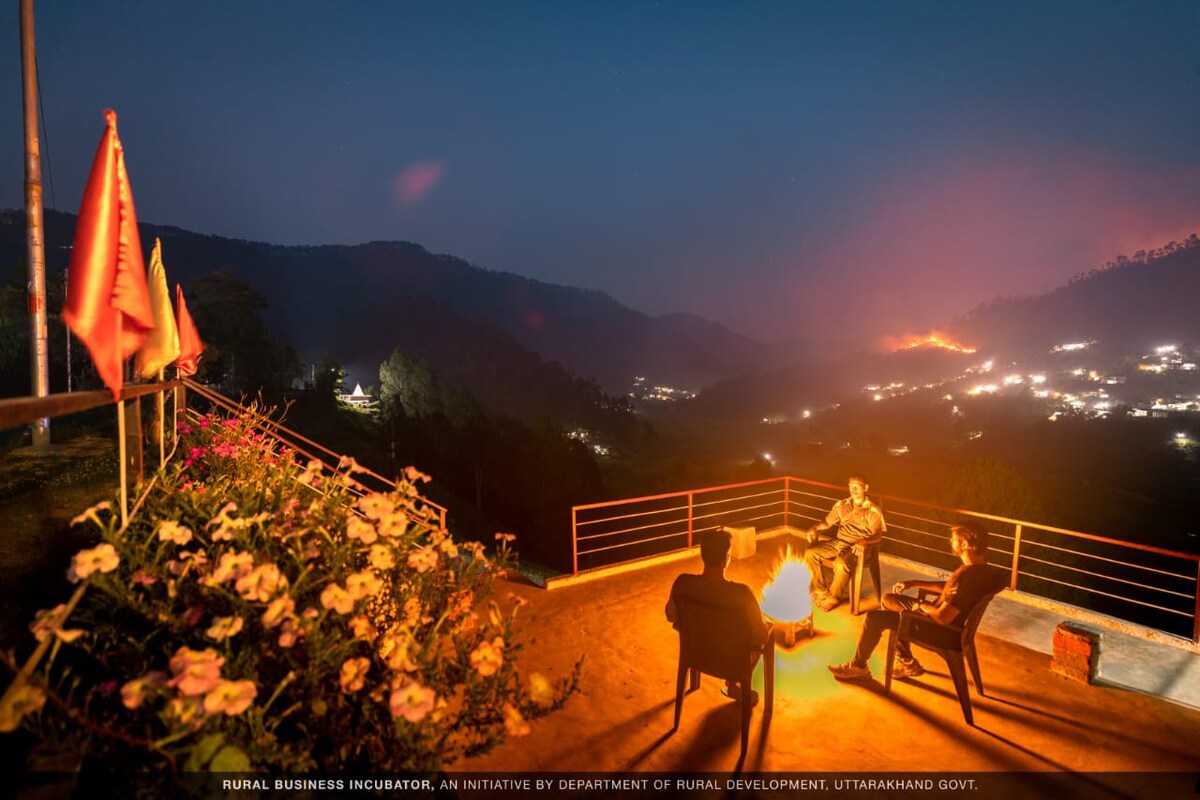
[571,475,1200,643]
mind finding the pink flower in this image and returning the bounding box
[235,563,287,603]
[406,546,438,574]
[389,679,435,723]
[167,647,225,696]
[345,515,378,545]
[349,615,378,642]
[67,543,120,583]
[320,583,355,615]
[339,657,371,693]
[495,532,517,543]
[377,511,409,539]
[69,501,111,529]
[261,594,295,629]
[368,544,395,570]
[469,636,504,677]
[29,604,84,644]
[206,616,244,642]
[207,551,254,585]
[277,618,301,648]
[380,632,418,672]
[120,671,168,710]
[404,466,432,483]
[203,680,257,715]
[357,493,393,521]
[502,702,531,736]
[157,521,193,546]
[345,571,382,601]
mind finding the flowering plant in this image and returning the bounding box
[1,410,577,775]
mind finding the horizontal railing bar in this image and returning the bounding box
[1021,572,1193,617]
[578,530,689,556]
[577,518,687,542]
[693,501,784,522]
[575,503,690,526]
[1018,554,1194,598]
[1017,538,1195,580]
[0,380,180,431]
[571,477,786,512]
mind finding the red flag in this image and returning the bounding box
[62,109,154,400]
[175,284,204,377]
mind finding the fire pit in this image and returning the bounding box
[759,546,815,647]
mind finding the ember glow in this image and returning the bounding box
[886,331,978,354]
[759,546,812,622]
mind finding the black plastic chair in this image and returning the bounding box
[812,540,882,615]
[672,595,775,757]
[884,585,1004,725]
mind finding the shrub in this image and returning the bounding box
[1,409,577,777]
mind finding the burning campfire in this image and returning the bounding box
[759,546,815,647]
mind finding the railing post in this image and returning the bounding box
[783,477,790,530]
[687,491,694,549]
[175,382,186,445]
[571,507,579,575]
[156,372,166,468]
[1010,523,1023,591]
[116,400,128,527]
[124,397,144,487]
[1193,561,1200,645]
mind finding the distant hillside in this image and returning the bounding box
[947,235,1200,355]
[0,210,768,392]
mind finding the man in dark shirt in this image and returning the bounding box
[828,520,1000,681]
[666,529,770,703]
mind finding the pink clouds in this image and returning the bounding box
[783,146,1200,340]
[393,161,446,209]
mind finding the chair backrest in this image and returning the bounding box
[957,584,1004,648]
[673,594,756,682]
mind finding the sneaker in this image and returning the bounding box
[892,657,925,678]
[721,685,760,707]
[828,660,872,681]
[816,594,840,612]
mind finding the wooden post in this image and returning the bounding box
[174,382,186,445]
[124,397,143,487]
[1010,523,1023,591]
[117,401,128,527]
[156,371,166,468]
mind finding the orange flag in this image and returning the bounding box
[175,284,204,377]
[62,109,154,399]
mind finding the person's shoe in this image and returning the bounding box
[828,660,871,681]
[892,657,925,678]
[721,685,760,707]
[816,593,840,612]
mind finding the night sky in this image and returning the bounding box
[3,1,1198,346]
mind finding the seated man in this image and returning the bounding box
[804,474,885,612]
[666,529,771,704]
[828,520,999,680]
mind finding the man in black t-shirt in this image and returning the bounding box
[666,529,770,703]
[828,521,1001,681]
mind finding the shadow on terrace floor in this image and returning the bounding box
[455,536,1200,776]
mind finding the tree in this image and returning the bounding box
[186,270,301,397]
[938,458,1044,522]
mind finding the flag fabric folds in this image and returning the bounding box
[135,238,180,377]
[62,109,154,400]
[175,284,204,378]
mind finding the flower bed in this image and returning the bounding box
[1,410,577,775]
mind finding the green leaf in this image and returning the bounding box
[209,744,252,772]
[185,733,225,771]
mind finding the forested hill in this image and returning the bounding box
[947,235,1200,355]
[0,210,768,392]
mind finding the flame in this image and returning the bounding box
[884,330,978,354]
[759,545,812,622]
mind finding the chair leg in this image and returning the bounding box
[674,662,687,730]
[763,634,776,721]
[689,668,700,692]
[965,643,985,696]
[868,551,882,602]
[739,678,752,758]
[851,555,864,615]
[884,629,897,695]
[945,655,974,725]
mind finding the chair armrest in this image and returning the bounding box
[897,609,957,639]
[916,588,941,602]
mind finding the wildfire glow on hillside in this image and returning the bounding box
[884,331,979,354]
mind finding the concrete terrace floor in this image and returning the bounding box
[455,535,1200,779]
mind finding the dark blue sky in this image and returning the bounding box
[3,1,1198,345]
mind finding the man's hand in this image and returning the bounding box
[806,526,819,544]
[852,542,866,556]
[892,581,909,594]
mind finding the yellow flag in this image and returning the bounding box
[135,238,181,378]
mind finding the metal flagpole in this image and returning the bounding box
[21,0,50,447]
